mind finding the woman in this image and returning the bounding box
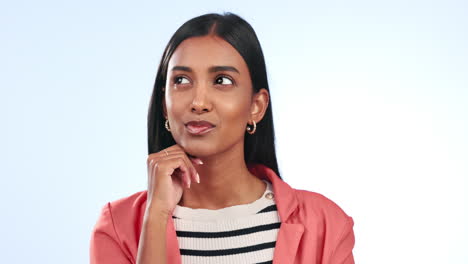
[90,12,355,264]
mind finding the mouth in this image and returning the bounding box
[185,125,215,135]
[185,120,216,136]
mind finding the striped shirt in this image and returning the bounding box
[172,180,281,264]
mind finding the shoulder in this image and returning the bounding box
[90,190,149,262]
[91,190,149,259]
[94,189,148,223]
[289,188,355,259]
[295,189,351,218]
[94,190,149,237]
[104,190,149,228]
[290,188,354,231]
[107,190,148,212]
[288,188,356,262]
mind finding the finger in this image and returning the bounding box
[173,158,191,189]
[179,154,200,184]
[166,145,201,184]
[172,154,196,187]
[189,156,203,165]
[148,146,182,161]
[171,152,201,185]
[168,145,201,164]
[162,149,199,185]
[148,159,158,189]
[188,157,202,183]
[172,169,186,189]
[160,156,192,188]
[172,170,184,187]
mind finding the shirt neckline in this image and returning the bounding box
[172,180,274,221]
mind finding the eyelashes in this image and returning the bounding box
[214,75,234,85]
[172,75,235,86]
[173,76,190,85]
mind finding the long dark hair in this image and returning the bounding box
[147,12,282,179]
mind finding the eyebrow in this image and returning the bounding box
[171,65,240,74]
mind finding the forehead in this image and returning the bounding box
[168,35,248,72]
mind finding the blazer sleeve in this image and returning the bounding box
[90,202,132,264]
[329,216,355,264]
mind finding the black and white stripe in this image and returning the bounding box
[172,180,280,264]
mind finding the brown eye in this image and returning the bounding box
[174,76,190,85]
[215,76,234,85]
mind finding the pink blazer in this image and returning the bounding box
[90,163,355,263]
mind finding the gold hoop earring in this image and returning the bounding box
[165,119,171,131]
[246,120,256,135]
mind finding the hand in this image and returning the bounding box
[145,144,202,215]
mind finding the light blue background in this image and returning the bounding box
[1,0,467,263]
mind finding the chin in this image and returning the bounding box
[178,139,219,158]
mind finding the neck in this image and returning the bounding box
[179,142,265,210]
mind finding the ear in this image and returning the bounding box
[249,88,269,124]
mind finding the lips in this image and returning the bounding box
[185,120,216,135]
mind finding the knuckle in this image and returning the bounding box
[147,158,156,166]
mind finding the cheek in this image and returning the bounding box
[165,94,187,134]
[166,91,190,115]
[218,98,251,131]
[165,91,181,110]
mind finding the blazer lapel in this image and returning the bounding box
[274,223,304,264]
[248,163,304,264]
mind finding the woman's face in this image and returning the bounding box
[163,35,268,158]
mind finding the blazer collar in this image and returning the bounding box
[165,163,304,264]
[247,163,299,222]
[248,163,305,264]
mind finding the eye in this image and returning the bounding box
[215,75,234,85]
[173,76,190,85]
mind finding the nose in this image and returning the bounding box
[190,83,212,114]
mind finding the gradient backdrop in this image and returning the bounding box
[1,0,467,263]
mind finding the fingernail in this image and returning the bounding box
[185,176,191,188]
[196,173,200,183]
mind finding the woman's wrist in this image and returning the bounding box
[144,203,172,222]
